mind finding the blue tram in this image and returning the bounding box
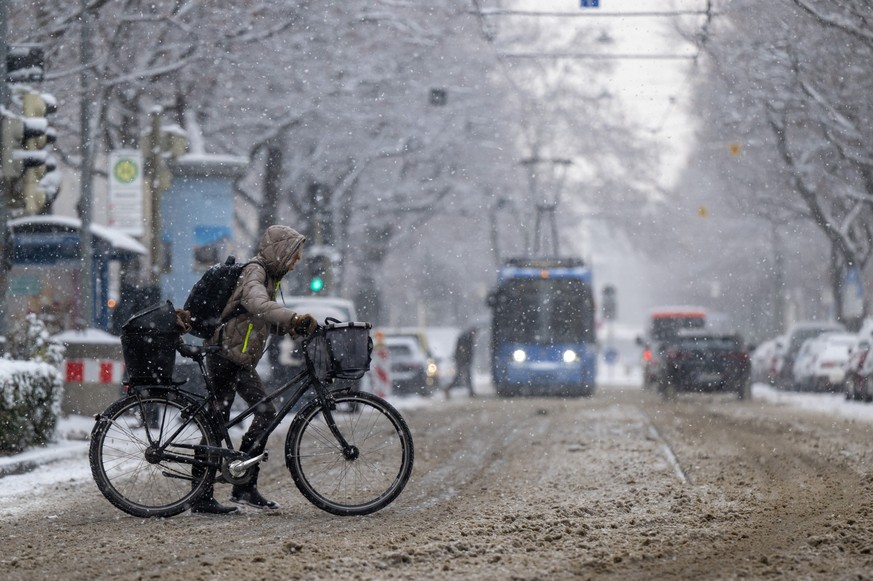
[488,257,597,397]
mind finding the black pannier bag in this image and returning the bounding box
[306,321,373,382]
[121,300,180,385]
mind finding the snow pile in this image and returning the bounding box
[0,360,65,452]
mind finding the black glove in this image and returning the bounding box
[291,313,317,337]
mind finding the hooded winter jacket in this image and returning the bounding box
[207,225,306,367]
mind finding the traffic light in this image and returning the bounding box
[309,273,325,293]
[307,254,332,295]
[18,91,57,214]
[6,45,45,84]
[141,109,187,196]
[602,285,617,321]
[138,109,188,279]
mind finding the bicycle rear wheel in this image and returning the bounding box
[89,389,219,518]
[285,391,414,516]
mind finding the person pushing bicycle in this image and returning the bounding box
[193,224,318,514]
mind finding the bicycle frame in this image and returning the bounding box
[131,335,355,472]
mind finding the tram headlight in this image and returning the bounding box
[563,349,578,363]
[512,349,527,363]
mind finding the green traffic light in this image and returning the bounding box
[309,277,324,293]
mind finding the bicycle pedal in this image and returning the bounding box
[228,452,268,478]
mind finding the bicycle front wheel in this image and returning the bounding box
[89,390,219,518]
[285,391,414,516]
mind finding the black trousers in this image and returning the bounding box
[206,355,277,455]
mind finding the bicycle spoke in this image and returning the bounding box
[285,392,413,516]
[90,392,217,518]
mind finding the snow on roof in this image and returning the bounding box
[90,223,147,254]
[8,215,147,255]
[51,328,120,345]
[173,153,248,178]
[178,153,247,166]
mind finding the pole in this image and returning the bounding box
[772,223,785,335]
[522,156,571,257]
[0,0,10,339]
[79,0,94,327]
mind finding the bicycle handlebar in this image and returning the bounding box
[299,324,325,348]
[176,343,222,360]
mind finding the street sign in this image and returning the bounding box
[843,267,864,319]
[580,0,600,7]
[108,149,144,236]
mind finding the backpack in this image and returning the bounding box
[183,256,255,338]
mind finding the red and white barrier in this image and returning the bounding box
[371,332,392,398]
[65,359,125,384]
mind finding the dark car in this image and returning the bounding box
[657,331,751,400]
[384,334,438,396]
[641,339,670,390]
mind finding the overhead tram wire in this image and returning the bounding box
[497,52,696,60]
[476,2,714,62]
[474,10,711,18]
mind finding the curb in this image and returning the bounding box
[0,440,89,479]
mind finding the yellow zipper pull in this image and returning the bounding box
[241,323,253,353]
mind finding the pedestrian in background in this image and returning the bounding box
[448,327,477,398]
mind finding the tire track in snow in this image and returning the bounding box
[638,407,692,485]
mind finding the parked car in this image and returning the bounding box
[422,326,461,389]
[792,332,857,392]
[844,339,871,401]
[657,330,751,400]
[641,340,670,390]
[777,321,846,388]
[383,334,439,396]
[751,335,785,384]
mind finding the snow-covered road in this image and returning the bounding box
[3,379,873,579]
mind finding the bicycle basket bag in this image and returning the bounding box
[121,300,180,385]
[307,321,373,381]
[183,256,251,339]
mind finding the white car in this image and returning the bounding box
[793,332,857,392]
[263,296,372,394]
[422,327,461,389]
[751,336,784,384]
[779,321,846,387]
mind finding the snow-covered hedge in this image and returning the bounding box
[0,360,64,452]
[0,315,66,453]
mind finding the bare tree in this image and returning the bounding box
[685,0,873,330]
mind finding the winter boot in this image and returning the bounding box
[191,479,238,514]
[191,496,240,514]
[230,467,279,509]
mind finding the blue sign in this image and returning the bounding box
[581,0,600,7]
[604,347,619,364]
[843,266,864,319]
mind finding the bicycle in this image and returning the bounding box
[88,305,414,519]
